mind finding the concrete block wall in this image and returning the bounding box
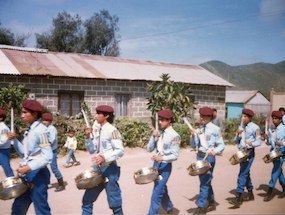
[190,84,226,120]
[0,75,226,120]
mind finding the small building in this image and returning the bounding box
[0,45,233,120]
[225,90,270,119]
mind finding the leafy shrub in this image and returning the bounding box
[223,115,267,144]
[114,118,153,148]
[114,118,190,148]
[172,123,191,148]
[53,115,86,155]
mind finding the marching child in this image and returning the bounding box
[264,111,285,201]
[63,129,80,167]
[0,108,14,177]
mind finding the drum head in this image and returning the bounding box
[75,170,105,190]
[188,161,210,176]
[0,177,29,200]
[134,167,159,184]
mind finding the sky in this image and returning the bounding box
[0,0,285,66]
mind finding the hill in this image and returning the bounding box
[200,60,285,98]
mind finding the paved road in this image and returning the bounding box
[1,145,284,215]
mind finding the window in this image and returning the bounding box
[58,91,83,117]
[116,94,129,116]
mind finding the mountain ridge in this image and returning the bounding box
[199,60,285,99]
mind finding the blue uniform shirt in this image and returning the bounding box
[13,119,53,171]
[147,126,181,162]
[233,121,261,149]
[46,124,58,150]
[266,123,285,150]
[0,122,12,149]
[192,122,224,154]
[86,122,124,162]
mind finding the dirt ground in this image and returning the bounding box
[1,144,285,215]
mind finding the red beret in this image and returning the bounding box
[42,112,53,121]
[158,109,174,119]
[96,105,114,113]
[0,109,7,117]
[199,107,213,116]
[22,100,43,113]
[271,111,282,119]
[242,108,254,117]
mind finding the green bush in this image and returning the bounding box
[53,116,86,155]
[172,123,191,148]
[223,115,267,144]
[114,118,153,148]
[114,118,190,148]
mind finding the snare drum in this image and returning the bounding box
[262,149,283,164]
[0,176,30,200]
[229,150,249,165]
[134,167,159,184]
[75,169,106,190]
[187,160,211,176]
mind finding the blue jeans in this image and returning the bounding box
[50,149,63,179]
[12,167,51,215]
[82,163,123,215]
[66,149,78,164]
[0,148,14,177]
[268,156,285,188]
[237,149,255,193]
[148,162,173,215]
[196,155,216,208]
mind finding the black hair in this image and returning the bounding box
[97,111,114,124]
[0,115,6,121]
[279,107,285,112]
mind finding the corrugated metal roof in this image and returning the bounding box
[0,45,234,86]
[226,90,259,103]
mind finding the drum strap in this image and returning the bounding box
[23,130,29,160]
[199,125,208,148]
[157,130,164,154]
[272,130,277,148]
[97,128,102,153]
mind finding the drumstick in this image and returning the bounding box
[154,113,159,141]
[183,117,194,131]
[265,117,268,135]
[82,109,93,139]
[10,107,14,145]
[240,118,246,147]
[155,113,158,131]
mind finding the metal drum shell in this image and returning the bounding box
[229,150,249,165]
[134,167,159,184]
[263,150,283,164]
[187,160,211,176]
[0,176,30,200]
[74,170,105,190]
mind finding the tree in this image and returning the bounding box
[0,22,28,47]
[36,11,83,52]
[147,74,194,122]
[35,10,120,56]
[83,10,120,56]
[0,84,29,134]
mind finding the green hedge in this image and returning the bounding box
[15,115,267,156]
[223,115,267,144]
[114,118,191,148]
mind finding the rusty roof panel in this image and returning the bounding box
[0,46,234,87]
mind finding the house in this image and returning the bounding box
[0,45,233,120]
[225,90,270,119]
[270,89,285,112]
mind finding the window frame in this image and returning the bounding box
[58,90,84,117]
[115,94,130,117]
